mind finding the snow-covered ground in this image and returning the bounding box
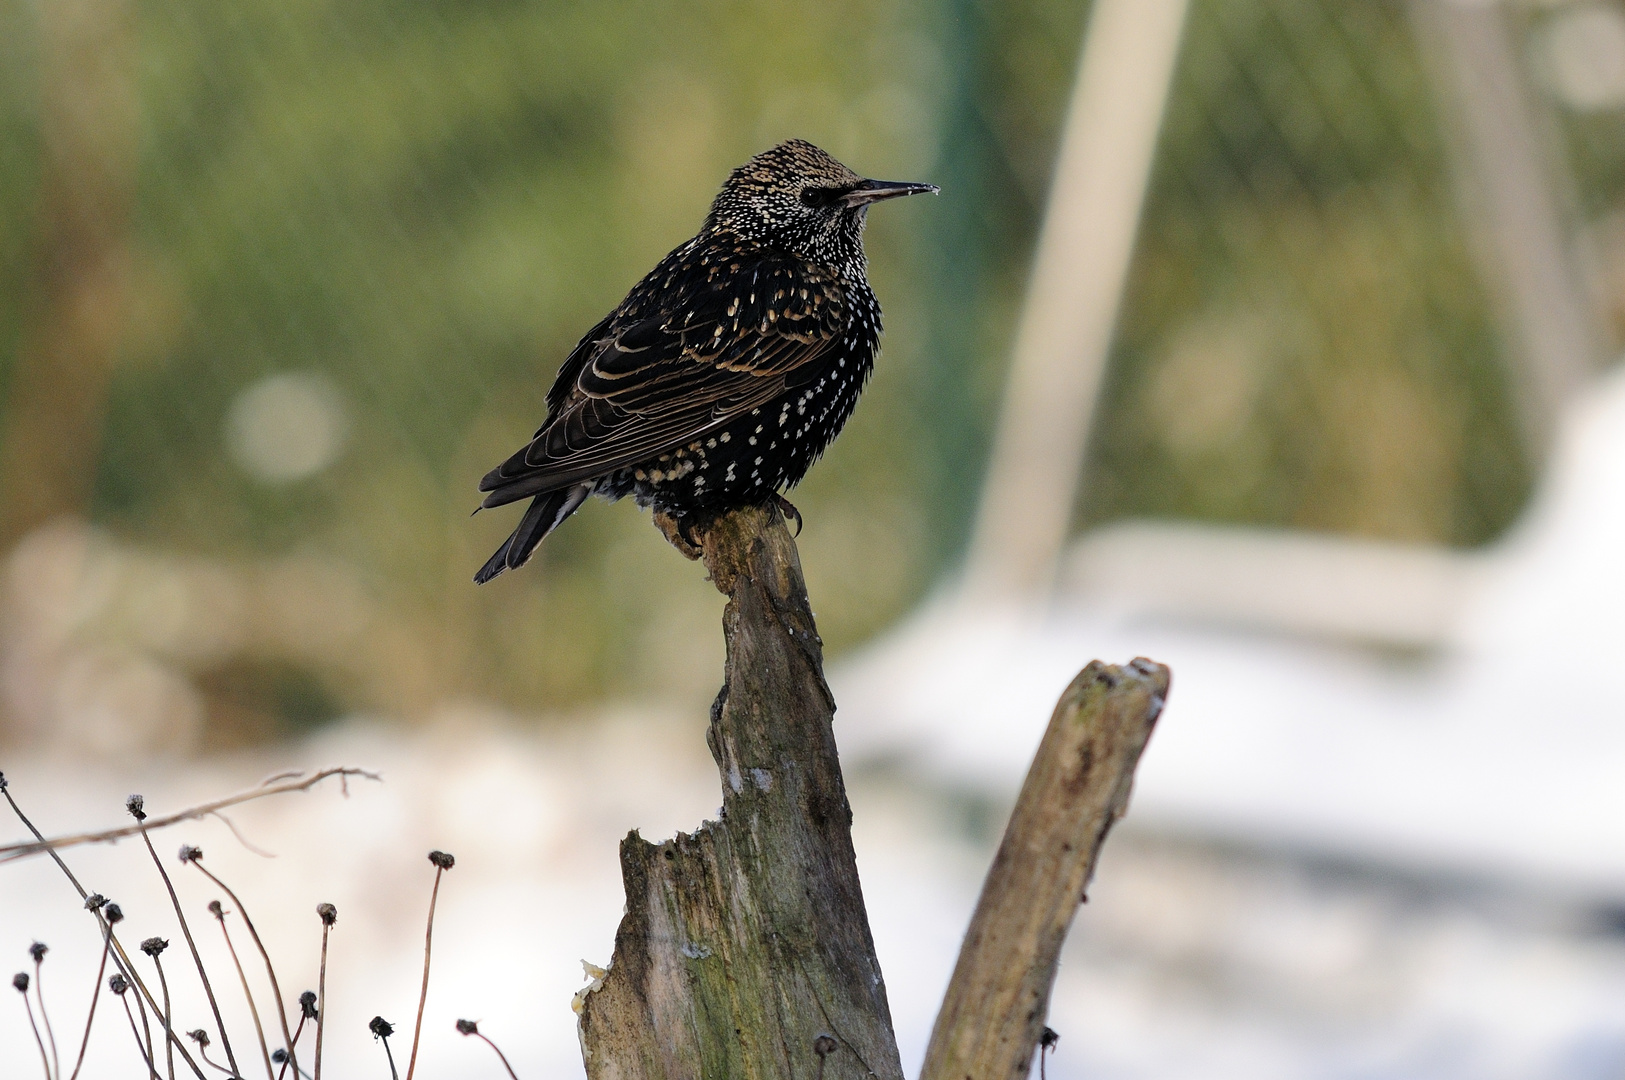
[4,713,1624,1080]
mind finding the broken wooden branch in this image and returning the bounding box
[920,658,1169,1080]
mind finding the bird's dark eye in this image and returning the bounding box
[799,186,839,208]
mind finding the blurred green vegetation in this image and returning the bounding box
[1087,0,1530,545]
[1,0,1589,738]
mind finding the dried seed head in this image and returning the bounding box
[299,991,317,1019]
[813,1034,838,1057]
[109,973,129,995]
[140,937,168,958]
[316,903,337,927]
[12,972,28,993]
[104,903,124,924]
[455,1019,478,1036]
[207,900,224,919]
[84,893,107,911]
[272,1049,287,1065]
[28,941,47,963]
[126,794,146,821]
[369,1016,394,1039]
[178,845,202,863]
[0,771,7,791]
[187,1029,210,1047]
[1040,1027,1060,1050]
[428,850,455,870]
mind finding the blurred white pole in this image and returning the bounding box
[1410,0,1606,456]
[961,0,1189,600]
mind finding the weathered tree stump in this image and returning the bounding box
[576,503,1170,1080]
[576,504,904,1080]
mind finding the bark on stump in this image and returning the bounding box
[576,504,904,1080]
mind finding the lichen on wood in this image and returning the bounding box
[576,504,904,1080]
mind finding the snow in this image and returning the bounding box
[833,366,1625,903]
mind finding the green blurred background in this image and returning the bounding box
[3,0,1612,749]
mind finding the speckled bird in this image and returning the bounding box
[473,139,936,582]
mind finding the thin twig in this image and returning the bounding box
[117,981,159,1079]
[151,950,177,1080]
[0,768,380,863]
[144,836,239,1079]
[406,853,455,1080]
[274,1012,307,1080]
[313,907,335,1080]
[33,947,61,1080]
[133,974,159,1080]
[189,860,300,1080]
[371,1018,399,1080]
[210,811,276,858]
[273,1052,312,1080]
[121,937,207,1080]
[1,780,208,1080]
[67,924,115,1080]
[189,1030,234,1076]
[456,1021,520,1080]
[211,900,275,1080]
[18,978,52,1080]
[273,1006,307,1078]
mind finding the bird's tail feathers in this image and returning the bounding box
[473,483,591,584]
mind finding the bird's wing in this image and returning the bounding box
[479,247,846,506]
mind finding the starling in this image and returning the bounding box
[473,139,936,582]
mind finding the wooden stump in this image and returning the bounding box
[576,503,1171,1080]
[576,504,904,1080]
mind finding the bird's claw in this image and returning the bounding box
[773,494,803,537]
[653,510,704,560]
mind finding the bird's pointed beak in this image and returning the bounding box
[841,179,940,207]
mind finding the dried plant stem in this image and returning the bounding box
[275,1014,308,1080]
[2,781,213,1080]
[404,866,445,1080]
[0,768,380,864]
[312,923,331,1080]
[216,911,275,1080]
[379,1033,400,1080]
[142,833,240,1078]
[120,991,158,1079]
[470,1031,520,1080]
[190,862,299,1080]
[34,956,61,1080]
[195,1041,233,1075]
[133,979,159,1080]
[67,926,115,1080]
[114,938,206,1080]
[23,991,52,1080]
[153,956,177,1080]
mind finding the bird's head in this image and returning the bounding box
[705,139,937,268]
